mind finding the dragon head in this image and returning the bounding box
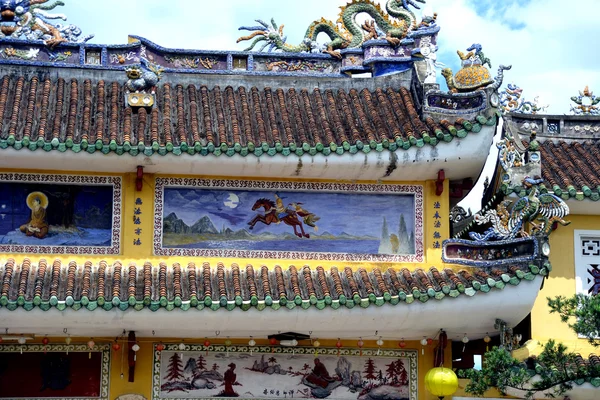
[0,0,32,35]
[125,65,142,80]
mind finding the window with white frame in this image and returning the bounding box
[574,230,600,296]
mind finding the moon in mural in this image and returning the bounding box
[224,193,240,209]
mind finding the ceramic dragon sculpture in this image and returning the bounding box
[0,0,93,47]
[125,58,164,94]
[237,0,426,59]
[469,177,570,241]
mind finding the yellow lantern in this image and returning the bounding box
[424,367,458,399]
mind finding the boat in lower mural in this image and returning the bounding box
[153,346,418,400]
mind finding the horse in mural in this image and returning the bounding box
[248,198,310,238]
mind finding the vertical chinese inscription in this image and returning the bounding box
[433,201,441,249]
[133,197,143,246]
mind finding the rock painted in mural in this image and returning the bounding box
[0,181,114,247]
[155,348,417,400]
[161,188,416,256]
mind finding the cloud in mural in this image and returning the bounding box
[223,193,240,209]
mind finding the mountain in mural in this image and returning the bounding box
[378,214,415,255]
[190,216,218,234]
[162,213,379,247]
[164,212,191,234]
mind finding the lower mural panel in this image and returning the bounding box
[152,345,418,400]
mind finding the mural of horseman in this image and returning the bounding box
[248,194,319,238]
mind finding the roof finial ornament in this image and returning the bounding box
[124,58,164,108]
[499,83,549,114]
[442,44,511,93]
[570,86,600,115]
[0,0,93,47]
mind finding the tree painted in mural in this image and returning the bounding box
[164,353,185,383]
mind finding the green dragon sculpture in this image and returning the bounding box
[237,0,426,59]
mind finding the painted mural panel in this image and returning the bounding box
[154,178,423,262]
[152,345,417,400]
[0,173,122,254]
[0,344,110,400]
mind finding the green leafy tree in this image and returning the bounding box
[461,294,600,399]
[548,293,600,347]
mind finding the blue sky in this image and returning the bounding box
[54,0,600,114]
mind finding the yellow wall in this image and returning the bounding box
[530,214,600,355]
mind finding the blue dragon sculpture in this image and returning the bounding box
[125,58,164,94]
[470,177,570,241]
[237,0,428,58]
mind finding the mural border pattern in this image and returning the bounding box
[0,173,122,255]
[153,178,424,262]
[151,344,418,400]
[0,343,111,400]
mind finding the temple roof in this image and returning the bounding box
[502,113,600,203]
[0,72,489,159]
[0,258,546,313]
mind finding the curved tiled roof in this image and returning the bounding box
[541,140,600,200]
[0,75,494,157]
[0,258,545,312]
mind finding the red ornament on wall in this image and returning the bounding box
[398,340,406,348]
[42,337,49,354]
[112,342,121,352]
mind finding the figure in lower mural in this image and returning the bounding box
[219,363,241,397]
[19,192,49,239]
[305,358,337,388]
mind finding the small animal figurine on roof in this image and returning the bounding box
[237,0,427,59]
[0,0,93,47]
[125,58,164,94]
[570,86,600,115]
[124,58,164,108]
[442,43,511,93]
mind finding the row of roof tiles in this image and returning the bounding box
[540,140,600,200]
[0,76,496,157]
[0,259,546,312]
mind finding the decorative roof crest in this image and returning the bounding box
[499,83,549,115]
[0,0,93,47]
[570,86,600,115]
[237,0,432,58]
[441,44,511,93]
[469,176,570,242]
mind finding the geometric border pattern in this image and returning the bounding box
[0,173,122,255]
[151,344,418,400]
[153,178,424,263]
[441,237,539,267]
[0,343,110,400]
